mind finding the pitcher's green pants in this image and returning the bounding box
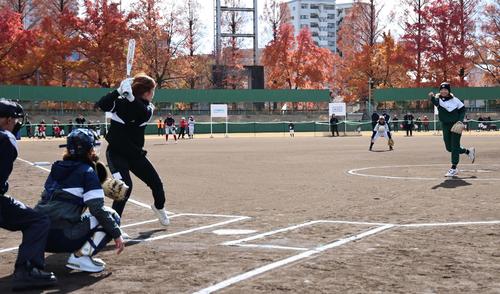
[442,123,467,165]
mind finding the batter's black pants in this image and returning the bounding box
[0,195,50,270]
[106,149,166,216]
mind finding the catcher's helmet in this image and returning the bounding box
[62,128,99,156]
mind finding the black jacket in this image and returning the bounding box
[96,90,154,159]
[0,129,17,195]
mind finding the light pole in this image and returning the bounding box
[368,77,373,114]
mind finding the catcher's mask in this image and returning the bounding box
[60,128,101,156]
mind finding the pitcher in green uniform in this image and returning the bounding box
[429,82,476,177]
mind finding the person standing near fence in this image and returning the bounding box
[179,117,187,139]
[95,74,170,226]
[165,113,177,143]
[371,111,379,129]
[75,114,86,128]
[429,82,475,177]
[157,119,164,136]
[403,112,414,136]
[423,116,430,132]
[392,115,399,132]
[330,114,339,137]
[188,115,195,139]
[288,122,295,137]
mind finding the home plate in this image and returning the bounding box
[212,229,256,236]
[33,162,51,166]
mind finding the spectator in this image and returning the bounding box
[392,115,399,132]
[179,117,188,139]
[157,119,164,136]
[25,117,32,138]
[38,120,46,139]
[423,116,430,132]
[75,114,86,128]
[188,116,195,139]
[463,115,469,132]
[68,119,74,133]
[330,114,339,137]
[371,111,379,129]
[416,117,422,132]
[403,112,414,136]
[53,120,61,138]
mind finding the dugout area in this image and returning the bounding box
[1,134,499,293]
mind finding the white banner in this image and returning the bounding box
[329,102,346,116]
[210,104,228,118]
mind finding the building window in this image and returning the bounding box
[327,14,335,19]
[310,22,319,28]
[328,41,336,46]
[328,32,335,38]
[300,15,308,19]
[291,16,294,20]
[310,13,319,18]
[312,32,319,37]
[310,4,320,9]
[301,4,308,9]
[300,24,309,29]
[327,23,335,29]
[324,5,335,10]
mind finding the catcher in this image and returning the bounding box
[429,82,475,177]
[369,116,394,151]
[35,129,128,273]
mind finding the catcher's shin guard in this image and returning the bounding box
[78,230,107,257]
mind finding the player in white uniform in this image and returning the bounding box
[188,116,195,139]
[369,116,394,151]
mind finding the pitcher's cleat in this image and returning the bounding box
[467,147,475,163]
[445,168,458,177]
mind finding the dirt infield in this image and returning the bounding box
[1,134,499,293]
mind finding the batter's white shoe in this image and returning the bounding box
[66,254,105,273]
[151,205,170,226]
[467,147,475,163]
[445,168,458,177]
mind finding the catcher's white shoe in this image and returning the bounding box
[66,254,105,273]
[151,205,170,226]
[121,230,131,240]
[467,147,475,163]
[445,168,458,177]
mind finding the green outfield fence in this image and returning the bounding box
[18,119,499,138]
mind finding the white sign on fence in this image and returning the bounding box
[211,104,228,118]
[329,102,346,116]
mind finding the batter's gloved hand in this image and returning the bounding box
[451,121,465,134]
[117,78,135,102]
[102,178,129,201]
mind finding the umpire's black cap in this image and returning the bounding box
[0,99,24,118]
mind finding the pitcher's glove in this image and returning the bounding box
[451,121,465,134]
[102,178,129,201]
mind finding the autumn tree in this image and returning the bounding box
[38,0,80,86]
[262,24,335,90]
[261,0,290,41]
[77,0,135,88]
[400,0,430,86]
[473,0,499,85]
[181,0,207,89]
[373,32,411,88]
[335,0,385,102]
[0,7,35,83]
[0,0,45,29]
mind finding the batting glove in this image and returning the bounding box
[118,78,135,102]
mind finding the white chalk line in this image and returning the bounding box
[234,244,309,251]
[130,216,250,243]
[347,164,500,181]
[194,224,394,294]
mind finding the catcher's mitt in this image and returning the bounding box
[95,161,108,184]
[451,121,465,134]
[388,138,395,147]
[102,178,129,201]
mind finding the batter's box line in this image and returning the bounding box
[223,219,500,251]
[196,219,500,293]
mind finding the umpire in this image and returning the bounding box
[0,99,57,291]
